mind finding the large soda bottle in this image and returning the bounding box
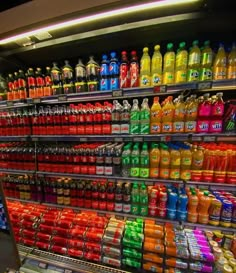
[27,68,36,99]
[131,183,140,215]
[151,45,162,86]
[109,52,119,90]
[13,71,19,100]
[227,42,236,79]
[130,99,140,134]
[213,43,227,80]
[111,100,121,134]
[169,144,181,180]
[161,96,175,133]
[106,181,115,211]
[191,145,204,182]
[130,143,140,177]
[75,59,87,92]
[18,69,27,99]
[139,47,151,87]
[7,73,14,101]
[159,143,170,179]
[140,142,150,178]
[175,42,188,83]
[62,60,74,94]
[100,54,110,91]
[44,66,53,96]
[35,67,45,98]
[150,96,162,134]
[130,50,139,88]
[180,145,192,181]
[121,143,132,177]
[140,98,150,134]
[86,56,100,91]
[51,62,63,95]
[173,95,185,133]
[185,95,198,133]
[197,93,211,133]
[187,40,201,82]
[139,183,148,216]
[113,143,123,176]
[150,143,160,178]
[91,181,99,209]
[120,100,131,134]
[200,40,213,81]
[119,51,130,88]
[123,182,131,214]
[115,182,123,212]
[209,92,224,133]
[163,43,175,84]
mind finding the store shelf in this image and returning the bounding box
[0,169,35,175]
[0,100,32,110]
[0,136,30,142]
[187,181,236,191]
[6,197,40,204]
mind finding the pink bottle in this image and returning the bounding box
[209,92,224,133]
[197,93,211,133]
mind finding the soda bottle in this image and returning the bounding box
[130,143,140,177]
[191,145,204,181]
[35,67,45,98]
[210,92,224,133]
[121,143,132,177]
[86,56,100,91]
[109,52,119,90]
[107,181,115,211]
[84,181,92,208]
[44,66,53,96]
[130,50,139,88]
[198,191,211,224]
[27,68,36,98]
[180,145,192,181]
[119,51,130,88]
[169,144,181,180]
[151,45,162,86]
[113,142,123,176]
[213,43,227,80]
[111,100,121,134]
[51,62,63,95]
[130,99,140,134]
[123,183,131,213]
[167,190,178,220]
[150,143,160,178]
[177,189,188,221]
[139,47,151,87]
[197,93,211,133]
[140,143,150,178]
[115,182,123,212]
[140,98,150,134]
[163,43,175,84]
[159,144,170,179]
[175,42,188,83]
[162,96,175,133]
[150,97,162,134]
[173,95,185,133]
[131,183,140,215]
[120,100,131,134]
[13,71,19,100]
[100,54,110,91]
[200,40,213,81]
[139,183,148,216]
[99,181,107,210]
[185,95,198,133]
[62,60,74,94]
[18,69,27,99]
[7,74,14,101]
[75,59,87,92]
[187,190,199,223]
[187,40,201,82]
[104,144,114,176]
[227,42,236,79]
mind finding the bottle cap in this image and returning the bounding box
[143,47,149,53]
[154,45,160,51]
[167,43,173,50]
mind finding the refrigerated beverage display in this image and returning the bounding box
[150,96,162,134]
[173,95,185,133]
[227,42,236,79]
[44,66,53,96]
[149,143,160,178]
[130,99,140,134]
[62,60,74,94]
[175,42,188,83]
[140,98,150,134]
[129,50,139,88]
[139,47,151,87]
[187,40,201,82]
[86,56,100,91]
[200,40,213,81]
[130,143,140,177]
[213,43,227,80]
[140,143,150,178]
[151,45,162,86]
[163,43,175,85]
[162,96,175,133]
[75,59,87,92]
[119,51,130,88]
[51,62,63,95]
[100,54,110,91]
[109,52,119,90]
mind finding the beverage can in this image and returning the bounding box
[103,256,121,267]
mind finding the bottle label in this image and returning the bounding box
[187,69,199,81]
[96,166,104,175]
[131,204,140,215]
[180,169,191,180]
[110,77,119,90]
[130,167,140,177]
[200,68,212,81]
[197,120,209,133]
[112,124,121,134]
[140,205,148,216]
[140,123,150,134]
[214,67,227,80]
[162,122,173,133]
[227,66,236,79]
[151,73,162,86]
[150,168,159,178]
[175,70,187,83]
[100,78,110,91]
[140,168,149,178]
[163,72,174,84]
[173,121,184,133]
[140,75,150,87]
[170,168,180,179]
[114,203,123,212]
[150,122,161,134]
[209,120,222,133]
[123,204,131,213]
[184,121,196,133]
[130,62,139,87]
[130,123,140,134]
[121,124,130,134]
[105,166,113,176]
[160,168,170,179]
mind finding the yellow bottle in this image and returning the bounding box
[180,146,192,181]
[173,95,185,133]
[161,96,175,133]
[185,94,198,133]
[150,143,160,178]
[140,47,151,87]
[200,40,213,81]
[163,43,175,84]
[151,45,162,86]
[150,96,162,134]
[175,42,188,83]
[187,40,201,82]
[170,145,181,180]
[213,43,227,80]
[159,143,170,179]
[227,42,236,79]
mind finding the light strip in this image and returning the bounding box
[0,0,200,45]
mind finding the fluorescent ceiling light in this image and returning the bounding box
[0,0,200,45]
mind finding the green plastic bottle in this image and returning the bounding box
[121,143,132,177]
[131,182,140,214]
[130,99,140,134]
[140,143,150,178]
[139,47,151,87]
[187,40,201,82]
[139,183,148,216]
[200,40,213,81]
[130,144,140,177]
[175,42,188,83]
[140,98,150,134]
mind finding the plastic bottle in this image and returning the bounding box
[208,197,222,226]
[175,42,188,83]
[111,100,121,134]
[131,183,140,215]
[130,143,140,177]
[173,95,185,133]
[51,62,63,95]
[162,96,175,133]
[119,51,130,88]
[191,145,204,181]
[169,145,181,180]
[187,190,199,223]
[185,95,198,133]
[159,144,170,179]
[140,47,151,87]
[150,143,160,178]
[62,60,74,94]
[121,143,132,177]
[200,40,213,81]
[139,183,148,216]
[187,40,201,82]
[120,100,131,134]
[130,50,139,88]
[167,190,178,220]
[227,42,236,79]
[130,99,140,134]
[100,54,110,91]
[197,93,211,133]
[140,143,150,178]
[86,56,100,91]
[180,146,192,181]
[163,43,175,84]
[140,98,150,134]
[75,59,87,92]
[150,96,162,134]
[198,191,211,224]
[177,189,188,221]
[213,43,227,80]
[151,45,162,86]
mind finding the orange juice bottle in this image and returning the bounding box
[173,95,185,133]
[191,145,204,182]
[213,43,227,80]
[159,143,170,179]
[180,146,192,181]
[227,42,236,79]
[185,94,198,133]
[150,143,160,178]
[162,96,175,133]
[169,145,181,180]
[187,190,199,223]
[198,191,211,224]
[150,97,162,134]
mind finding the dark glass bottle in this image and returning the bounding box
[51,62,63,95]
[62,60,74,94]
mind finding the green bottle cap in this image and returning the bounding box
[192,40,199,46]
[167,43,174,50]
[151,143,159,148]
[142,143,148,150]
[204,40,210,46]
[179,42,186,49]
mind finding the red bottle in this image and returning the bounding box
[119,51,130,88]
[130,51,139,88]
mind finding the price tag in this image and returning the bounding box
[184,225,194,230]
[197,81,212,90]
[160,135,171,142]
[79,137,88,142]
[64,270,72,273]
[58,94,67,101]
[115,215,124,220]
[33,98,41,104]
[153,85,167,93]
[31,137,38,142]
[203,136,216,142]
[6,101,14,107]
[199,185,209,190]
[38,262,47,269]
[112,89,123,97]
[114,137,123,142]
[133,137,143,142]
[127,217,134,221]
[223,231,234,235]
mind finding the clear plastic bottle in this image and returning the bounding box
[130,143,140,177]
[227,42,236,79]
[121,143,132,177]
[140,143,150,178]
[187,40,201,82]
[150,96,162,134]
[200,40,213,81]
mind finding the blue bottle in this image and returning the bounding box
[100,54,110,91]
[167,191,178,220]
[177,189,188,221]
[109,52,119,90]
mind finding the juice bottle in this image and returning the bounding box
[200,40,213,81]
[227,42,236,79]
[198,191,211,224]
[130,99,140,134]
[173,95,185,133]
[175,41,188,83]
[163,43,175,85]
[187,40,201,82]
[202,148,215,182]
[185,95,198,133]
[197,93,211,133]
[169,145,181,180]
[151,45,162,86]
[214,148,228,183]
[140,143,150,178]
[130,143,140,177]
[140,47,151,87]
[150,143,160,178]
[150,96,162,134]
[208,197,222,226]
[180,146,192,181]
[191,145,204,182]
[210,92,224,133]
[213,43,227,80]
[187,190,199,223]
[162,96,175,133]
[140,98,150,134]
[159,144,170,179]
